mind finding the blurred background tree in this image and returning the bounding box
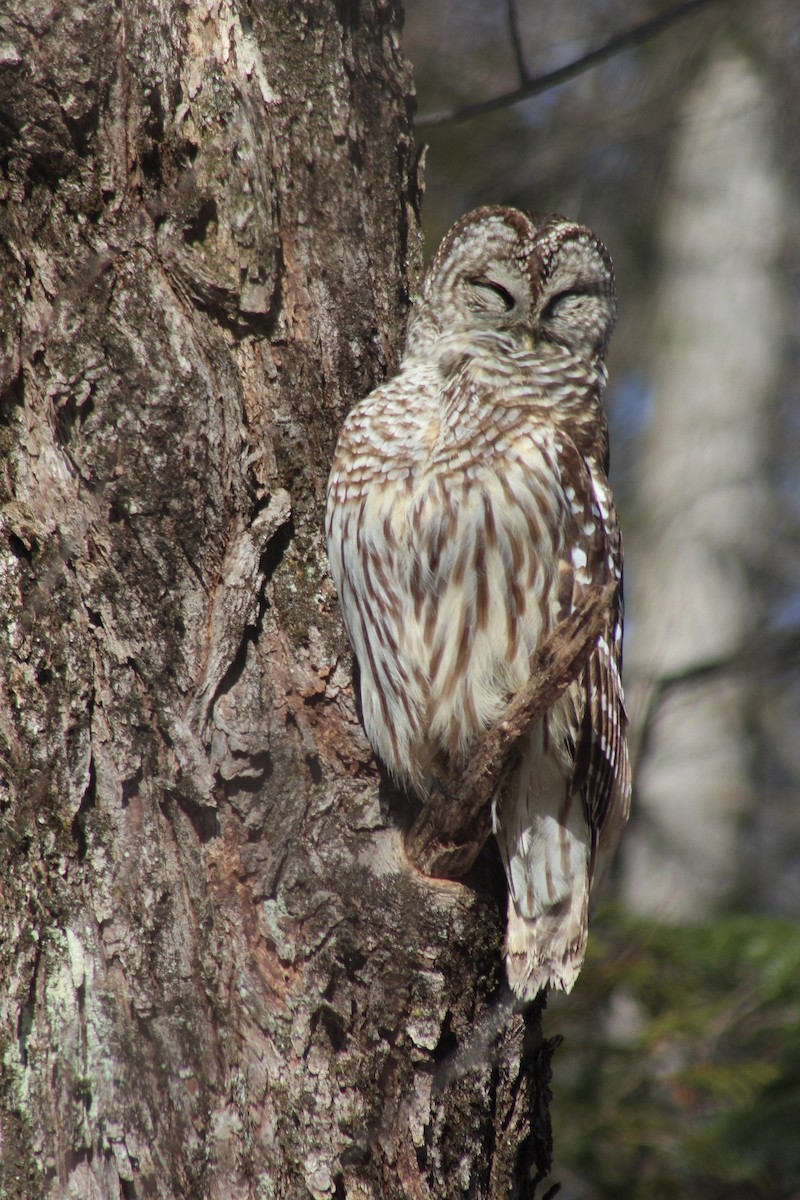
[403,0,800,1195]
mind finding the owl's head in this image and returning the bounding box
[406,206,617,363]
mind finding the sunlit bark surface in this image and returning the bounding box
[0,2,553,1196]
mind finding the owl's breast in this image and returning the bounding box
[389,434,568,769]
[328,360,575,786]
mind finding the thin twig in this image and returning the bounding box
[506,0,530,86]
[626,621,800,779]
[633,620,800,702]
[416,0,726,129]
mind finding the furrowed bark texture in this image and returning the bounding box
[0,2,554,1197]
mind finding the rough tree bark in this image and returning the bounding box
[0,2,555,1197]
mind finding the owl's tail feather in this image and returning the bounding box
[494,727,594,999]
[504,879,590,999]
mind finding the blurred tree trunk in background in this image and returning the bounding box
[622,42,786,920]
[0,3,553,1197]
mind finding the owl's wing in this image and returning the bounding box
[552,438,631,867]
[326,369,443,792]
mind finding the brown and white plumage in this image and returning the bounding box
[326,206,630,998]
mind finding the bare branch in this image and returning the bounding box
[405,582,616,878]
[634,620,800,701]
[415,0,727,129]
[627,622,800,779]
[506,0,530,86]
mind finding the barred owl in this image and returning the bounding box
[326,206,630,999]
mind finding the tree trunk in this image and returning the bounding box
[0,3,554,1196]
[621,41,784,920]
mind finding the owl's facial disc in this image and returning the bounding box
[405,205,616,363]
[465,276,516,315]
[461,261,529,328]
[534,230,617,358]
